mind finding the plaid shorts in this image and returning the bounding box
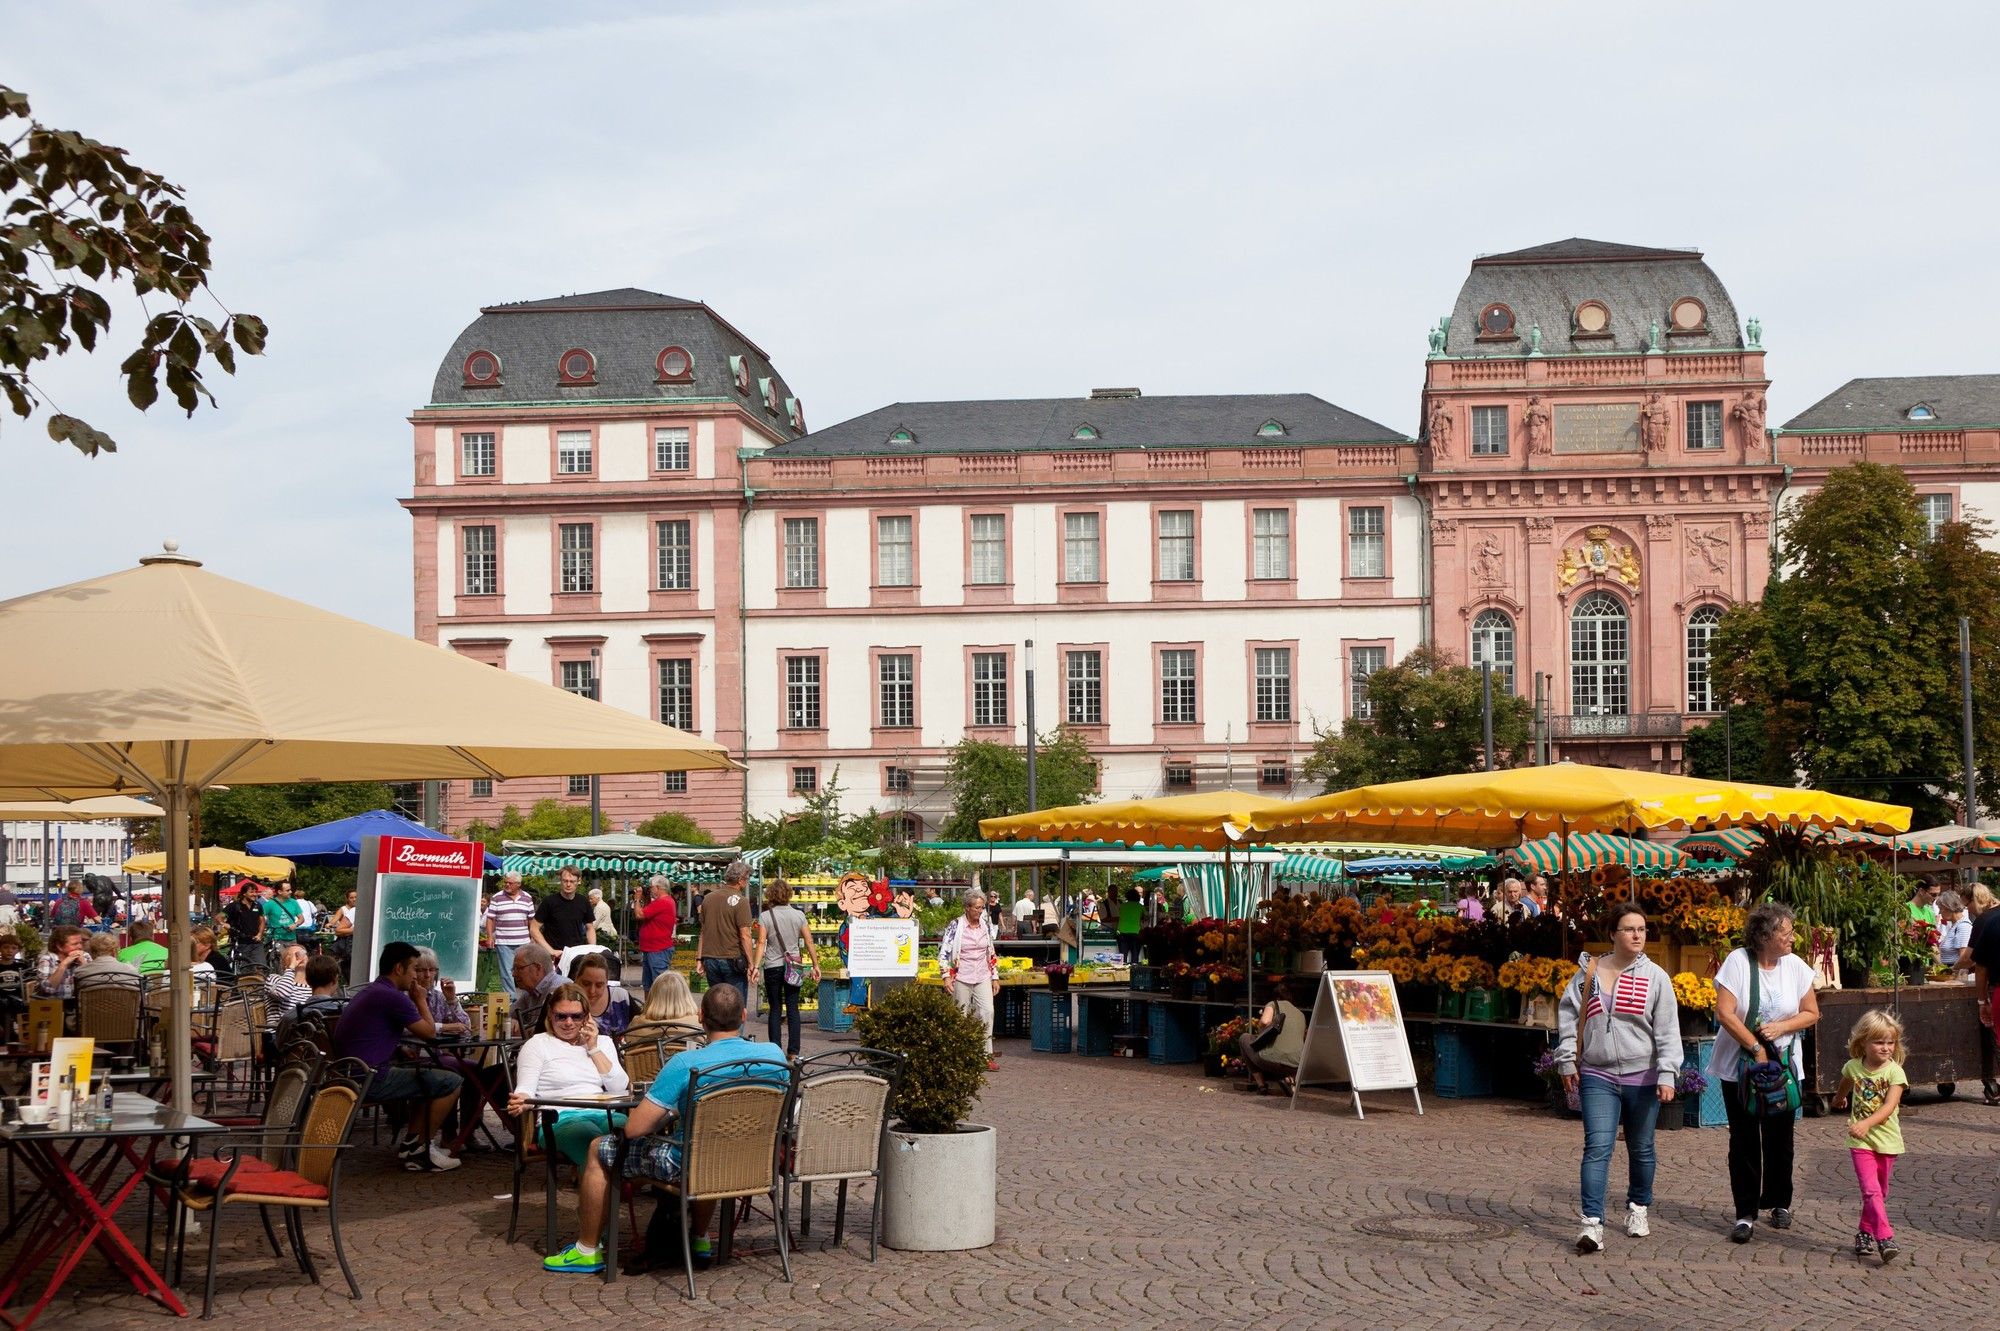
[598,1132,682,1184]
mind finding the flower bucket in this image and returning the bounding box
[1678,1010,1716,1040]
[1520,995,1557,1029]
[1209,979,1242,1004]
[1463,987,1512,1022]
[1047,975,1071,997]
[1292,948,1325,975]
[1436,989,1464,1020]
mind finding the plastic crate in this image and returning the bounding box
[1030,991,1072,1054]
[1130,966,1156,993]
[1078,996,1126,1056]
[815,977,854,1032]
[995,985,1032,1039]
[1148,1003,1202,1064]
[1433,1026,1495,1098]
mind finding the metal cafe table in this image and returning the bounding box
[0,1092,225,1327]
[523,1090,643,1284]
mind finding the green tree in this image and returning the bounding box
[1302,643,1534,791]
[634,812,713,845]
[940,727,1100,840]
[460,799,592,854]
[2,85,266,455]
[196,782,397,850]
[1682,703,1789,784]
[1711,463,2000,822]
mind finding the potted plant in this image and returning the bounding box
[1669,1067,1708,1129]
[1044,961,1073,995]
[1672,971,1717,1038]
[855,984,994,1251]
[1163,960,1195,1001]
[1533,1050,1578,1117]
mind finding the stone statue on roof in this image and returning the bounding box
[1746,316,1762,349]
[1647,321,1662,354]
[1528,324,1542,356]
[1427,323,1445,357]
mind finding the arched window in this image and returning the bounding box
[1569,591,1629,718]
[1685,605,1724,714]
[1470,609,1516,695]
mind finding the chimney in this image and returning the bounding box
[1089,387,1141,400]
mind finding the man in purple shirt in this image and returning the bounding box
[331,940,463,1172]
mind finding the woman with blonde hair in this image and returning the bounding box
[625,970,701,1040]
[1962,881,2000,1103]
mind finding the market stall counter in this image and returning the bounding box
[1804,981,1990,1107]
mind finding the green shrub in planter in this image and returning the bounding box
[853,983,988,1133]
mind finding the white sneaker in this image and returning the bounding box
[1576,1218,1604,1253]
[1625,1204,1649,1237]
[428,1143,463,1171]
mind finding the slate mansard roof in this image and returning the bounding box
[427,288,800,436]
[767,393,1406,457]
[1783,375,2000,431]
[1444,238,1744,358]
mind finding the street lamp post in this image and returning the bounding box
[589,646,602,837]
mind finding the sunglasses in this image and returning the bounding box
[551,1011,586,1023]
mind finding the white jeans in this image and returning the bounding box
[953,977,994,1055]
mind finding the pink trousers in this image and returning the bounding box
[1850,1147,1897,1240]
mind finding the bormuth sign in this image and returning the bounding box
[352,834,485,986]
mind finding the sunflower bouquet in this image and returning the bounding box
[1438,956,1496,993]
[1671,971,1717,1012]
[1496,954,1570,999]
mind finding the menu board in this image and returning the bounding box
[352,835,484,986]
[1292,971,1422,1119]
[846,918,919,978]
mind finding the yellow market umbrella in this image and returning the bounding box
[0,795,163,820]
[122,846,294,878]
[0,546,739,1110]
[1249,762,1911,849]
[979,790,1291,852]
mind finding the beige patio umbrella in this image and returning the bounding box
[0,795,163,820]
[0,545,739,1110]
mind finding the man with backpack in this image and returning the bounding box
[48,881,96,929]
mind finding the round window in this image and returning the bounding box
[563,351,592,379]
[1670,298,1706,331]
[656,346,692,380]
[463,351,499,384]
[1574,301,1609,333]
[1480,303,1515,337]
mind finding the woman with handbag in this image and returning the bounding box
[939,888,1001,1071]
[1555,902,1682,1254]
[753,879,817,1056]
[1709,901,1820,1243]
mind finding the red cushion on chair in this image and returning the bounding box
[181,1157,276,1189]
[220,1169,328,1202]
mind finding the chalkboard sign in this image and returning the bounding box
[353,835,484,986]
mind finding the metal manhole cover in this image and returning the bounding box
[1353,1215,1513,1244]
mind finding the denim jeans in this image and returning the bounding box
[493,943,519,997]
[701,957,749,1030]
[1578,1074,1660,1221]
[641,948,675,995]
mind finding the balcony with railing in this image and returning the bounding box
[1549,711,1688,739]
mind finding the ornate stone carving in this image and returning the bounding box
[1472,532,1505,586]
[1746,316,1762,350]
[1557,525,1641,592]
[1685,525,1730,575]
[1430,516,1459,538]
[1744,509,1772,538]
[1641,392,1670,454]
[1647,320,1662,353]
[1734,391,1768,452]
[1427,323,1445,357]
[1523,396,1551,456]
[1525,516,1556,544]
[1426,400,1454,460]
[1645,513,1675,538]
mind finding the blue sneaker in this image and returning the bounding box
[544,1243,603,1274]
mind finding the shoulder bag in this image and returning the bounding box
[776,910,806,988]
[1740,956,1802,1119]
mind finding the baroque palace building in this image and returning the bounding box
[403,243,2000,841]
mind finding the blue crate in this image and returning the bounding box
[995,984,1032,1039]
[1130,966,1157,994]
[1695,1074,1729,1127]
[1030,990,1072,1053]
[815,978,854,1032]
[1434,1026,1495,1098]
[1076,995,1126,1056]
[1148,1003,1202,1064]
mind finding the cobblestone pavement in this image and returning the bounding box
[38,1029,2000,1330]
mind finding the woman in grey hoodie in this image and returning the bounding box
[1555,901,1682,1254]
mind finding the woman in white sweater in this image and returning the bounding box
[507,982,630,1165]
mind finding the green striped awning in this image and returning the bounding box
[1675,827,1764,860]
[1506,834,1690,875]
[499,855,728,881]
[1275,853,1346,884]
[1676,826,1953,862]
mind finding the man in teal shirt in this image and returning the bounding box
[116,917,170,976]
[261,881,306,946]
[543,984,787,1274]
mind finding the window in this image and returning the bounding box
[1685,605,1723,714]
[1350,646,1386,719]
[876,516,914,587]
[1259,762,1289,789]
[784,656,822,730]
[1470,609,1516,695]
[971,652,1009,727]
[470,779,493,798]
[1160,649,1198,725]
[1348,506,1385,578]
[885,766,911,793]
[1157,510,1195,581]
[556,429,592,475]
[1254,647,1292,723]
[558,523,594,593]
[969,514,1007,585]
[1470,406,1508,456]
[1686,400,1724,450]
[791,766,817,794]
[654,426,690,472]
[1920,493,1953,541]
[662,771,687,794]
[1257,420,1287,438]
[559,659,595,698]
[783,517,820,588]
[655,519,692,591]
[878,653,915,728]
[1164,763,1194,789]
[462,525,497,596]
[1072,423,1099,441]
[1252,509,1290,580]
[460,431,495,476]
[567,775,591,797]
[1908,404,1936,421]
[1065,650,1102,725]
[1570,592,1630,717]
[658,658,694,731]
[1063,512,1101,583]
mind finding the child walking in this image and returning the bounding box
[1833,1010,1909,1263]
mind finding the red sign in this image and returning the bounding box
[375,836,481,878]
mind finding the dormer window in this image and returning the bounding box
[1257,420,1287,438]
[1907,404,1936,422]
[886,426,916,446]
[462,350,502,388]
[758,377,778,411]
[786,398,805,433]
[1667,297,1708,334]
[1476,303,1516,340]
[728,355,750,393]
[1572,300,1611,338]
[557,348,596,386]
[1072,423,1101,441]
[655,346,694,383]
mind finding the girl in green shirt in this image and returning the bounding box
[1834,1009,1908,1264]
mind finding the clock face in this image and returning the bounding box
[1481,303,1514,336]
[1575,302,1608,333]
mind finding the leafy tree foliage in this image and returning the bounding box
[460,799,592,854]
[1682,703,1789,785]
[196,782,397,851]
[1302,643,1534,791]
[1711,462,2000,822]
[2,85,266,454]
[633,812,714,845]
[940,727,1101,840]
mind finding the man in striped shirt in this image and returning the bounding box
[482,873,535,997]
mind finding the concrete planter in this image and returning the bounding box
[880,1123,996,1251]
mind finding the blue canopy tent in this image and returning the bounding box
[247,807,502,871]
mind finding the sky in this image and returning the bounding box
[7,0,1998,630]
